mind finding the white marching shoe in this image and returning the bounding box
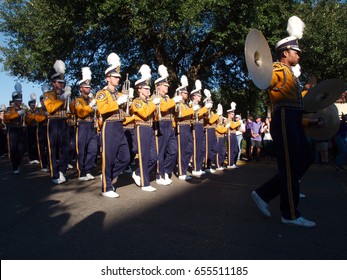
[156,176,171,186]
[192,170,205,176]
[132,171,141,186]
[178,175,192,180]
[205,168,216,173]
[141,186,157,192]
[86,173,95,180]
[281,216,316,228]
[251,191,271,217]
[165,173,173,184]
[101,191,120,198]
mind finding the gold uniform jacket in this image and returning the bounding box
[269,62,302,111]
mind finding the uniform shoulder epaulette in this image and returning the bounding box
[43,90,54,101]
[95,88,107,101]
[133,98,143,109]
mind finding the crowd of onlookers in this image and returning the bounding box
[237,114,347,170]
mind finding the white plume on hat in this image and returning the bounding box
[217,103,223,116]
[107,53,121,67]
[190,79,202,95]
[79,67,92,85]
[180,75,188,87]
[135,64,152,86]
[0,104,6,112]
[287,16,305,39]
[53,60,66,75]
[158,65,169,78]
[195,80,202,91]
[105,53,121,76]
[292,64,301,78]
[227,101,236,112]
[14,82,22,93]
[176,75,189,92]
[139,64,152,80]
[230,102,236,111]
[30,93,37,101]
[81,67,92,81]
[41,82,50,93]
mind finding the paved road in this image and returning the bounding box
[1,157,347,260]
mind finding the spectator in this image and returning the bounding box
[244,116,253,159]
[235,114,245,161]
[250,116,263,161]
[262,117,273,163]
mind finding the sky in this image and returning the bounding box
[0,33,42,107]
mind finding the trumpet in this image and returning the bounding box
[20,103,28,127]
[93,106,98,129]
[153,85,162,121]
[122,73,131,116]
[175,90,182,118]
[66,95,71,114]
[193,100,199,123]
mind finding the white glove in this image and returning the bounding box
[205,102,213,109]
[193,104,200,111]
[173,96,182,103]
[64,85,72,96]
[225,122,230,128]
[152,97,161,105]
[17,110,24,116]
[117,94,128,106]
[89,99,96,107]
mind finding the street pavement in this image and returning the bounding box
[1,157,347,260]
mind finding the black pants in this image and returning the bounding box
[255,108,313,219]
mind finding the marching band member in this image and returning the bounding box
[43,60,71,184]
[203,89,219,173]
[131,64,160,192]
[74,67,98,181]
[153,65,181,185]
[4,83,26,174]
[25,93,40,164]
[215,104,227,170]
[225,103,240,169]
[190,80,212,176]
[95,53,130,198]
[35,89,50,172]
[122,87,136,174]
[251,16,322,227]
[174,75,196,180]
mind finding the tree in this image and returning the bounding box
[1,0,346,115]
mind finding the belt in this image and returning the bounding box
[136,121,153,127]
[272,101,303,112]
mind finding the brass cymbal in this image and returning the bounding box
[303,78,345,113]
[244,29,273,90]
[304,104,340,141]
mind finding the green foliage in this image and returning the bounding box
[0,0,346,116]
